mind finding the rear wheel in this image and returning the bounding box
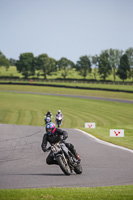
[56,155,71,175]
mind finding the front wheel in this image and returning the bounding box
[56,155,71,175]
[57,121,61,128]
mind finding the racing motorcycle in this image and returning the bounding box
[46,142,82,175]
[55,114,63,128]
[45,116,51,124]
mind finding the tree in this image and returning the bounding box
[98,51,111,81]
[49,57,57,75]
[91,55,99,80]
[0,51,10,70]
[125,48,133,66]
[36,54,56,79]
[107,49,123,81]
[125,47,133,81]
[117,54,130,82]
[76,55,91,79]
[129,69,133,82]
[9,58,16,66]
[57,57,73,79]
[16,53,35,78]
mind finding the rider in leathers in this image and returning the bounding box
[41,122,81,165]
[45,110,53,118]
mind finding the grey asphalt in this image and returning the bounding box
[0,124,133,189]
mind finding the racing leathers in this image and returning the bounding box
[41,128,80,165]
[44,111,53,124]
[55,113,63,126]
[45,111,53,118]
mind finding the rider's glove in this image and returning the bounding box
[43,146,51,152]
[46,146,51,152]
[43,149,47,152]
[60,135,64,142]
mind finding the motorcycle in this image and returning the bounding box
[46,142,82,175]
[55,114,63,128]
[45,116,51,124]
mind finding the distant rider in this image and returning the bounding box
[45,110,53,118]
[55,110,63,125]
[56,110,63,118]
[41,122,81,165]
[44,110,53,124]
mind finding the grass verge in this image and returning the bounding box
[0,84,133,100]
[0,186,133,200]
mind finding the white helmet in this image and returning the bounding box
[58,110,61,114]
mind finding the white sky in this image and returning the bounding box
[0,0,133,63]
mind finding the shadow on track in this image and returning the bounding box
[8,173,68,176]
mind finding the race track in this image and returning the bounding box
[0,124,133,189]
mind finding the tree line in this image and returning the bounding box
[0,47,133,81]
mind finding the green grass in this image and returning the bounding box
[0,66,133,82]
[1,80,133,92]
[1,66,133,94]
[0,89,133,149]
[0,84,133,100]
[0,186,133,200]
[0,66,20,77]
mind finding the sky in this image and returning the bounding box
[0,0,133,63]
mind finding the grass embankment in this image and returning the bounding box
[0,84,133,100]
[0,186,133,200]
[0,86,133,149]
[1,80,133,92]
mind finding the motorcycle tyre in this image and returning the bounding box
[57,122,61,128]
[56,156,71,175]
[74,163,83,174]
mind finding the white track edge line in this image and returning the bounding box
[75,128,133,154]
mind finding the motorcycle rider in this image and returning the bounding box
[44,110,53,124]
[55,110,63,125]
[45,110,53,118]
[41,122,81,165]
[56,110,63,117]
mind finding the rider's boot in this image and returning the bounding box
[72,150,81,162]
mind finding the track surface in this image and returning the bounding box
[0,124,133,189]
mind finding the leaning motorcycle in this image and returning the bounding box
[47,142,82,175]
[55,114,63,128]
